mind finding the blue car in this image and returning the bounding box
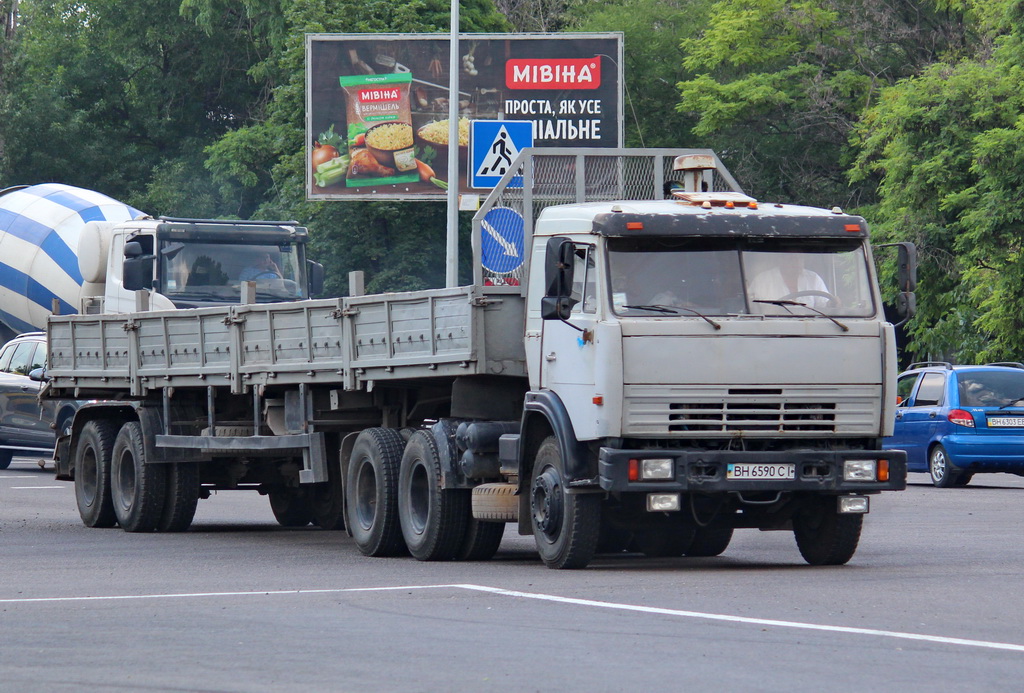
[883,362,1024,487]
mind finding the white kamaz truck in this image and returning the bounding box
[41,149,913,569]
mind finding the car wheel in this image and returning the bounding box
[929,444,961,488]
[530,436,600,569]
[0,450,12,470]
[954,472,973,487]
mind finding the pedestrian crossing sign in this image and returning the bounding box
[470,120,534,189]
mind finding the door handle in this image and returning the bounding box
[895,412,903,420]
[545,352,557,362]
[929,412,937,419]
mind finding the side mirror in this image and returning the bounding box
[540,296,574,321]
[896,242,917,292]
[307,260,325,297]
[123,255,154,291]
[29,367,48,383]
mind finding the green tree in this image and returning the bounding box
[568,0,711,148]
[852,1,1024,362]
[0,1,270,215]
[675,0,974,208]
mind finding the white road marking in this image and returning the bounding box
[1,582,1021,654]
[9,486,64,489]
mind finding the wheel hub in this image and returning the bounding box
[531,467,563,539]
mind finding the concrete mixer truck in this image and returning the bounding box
[0,184,324,344]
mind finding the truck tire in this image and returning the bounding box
[158,462,200,532]
[530,436,600,569]
[399,429,469,561]
[685,526,733,557]
[346,428,407,556]
[73,420,118,528]
[793,498,862,566]
[456,513,505,561]
[269,488,313,527]
[110,421,167,532]
[0,450,11,470]
[310,461,346,530]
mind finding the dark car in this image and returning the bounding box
[883,362,1024,487]
[0,332,77,469]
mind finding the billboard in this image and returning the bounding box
[306,33,623,200]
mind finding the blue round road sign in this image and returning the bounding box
[480,207,525,274]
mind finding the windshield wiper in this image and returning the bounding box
[753,299,849,332]
[623,304,721,330]
[998,397,1024,410]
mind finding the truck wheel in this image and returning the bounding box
[346,428,407,556]
[399,430,469,561]
[158,462,200,532]
[530,436,600,569]
[74,420,118,528]
[110,421,167,532]
[456,514,505,561]
[269,488,313,527]
[0,450,11,470]
[685,526,733,557]
[793,498,862,566]
[929,445,962,488]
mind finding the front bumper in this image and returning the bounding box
[598,447,907,493]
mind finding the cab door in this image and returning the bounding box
[539,243,602,439]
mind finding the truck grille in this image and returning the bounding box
[623,385,879,436]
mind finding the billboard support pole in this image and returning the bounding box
[445,3,460,287]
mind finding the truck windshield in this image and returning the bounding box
[159,241,305,302]
[608,238,875,318]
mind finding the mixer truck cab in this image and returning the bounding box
[114,217,324,311]
[0,184,323,342]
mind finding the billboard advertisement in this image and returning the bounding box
[306,33,623,200]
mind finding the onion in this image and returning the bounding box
[311,141,340,169]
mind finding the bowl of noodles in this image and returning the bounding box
[416,118,469,168]
[364,121,416,169]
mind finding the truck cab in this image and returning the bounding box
[80,217,324,314]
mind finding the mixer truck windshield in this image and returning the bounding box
[609,238,874,318]
[159,240,304,302]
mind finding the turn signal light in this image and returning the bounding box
[877,459,890,482]
[628,458,639,481]
[948,409,975,427]
[626,221,644,230]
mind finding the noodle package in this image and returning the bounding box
[339,73,418,187]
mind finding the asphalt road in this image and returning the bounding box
[3,457,1024,692]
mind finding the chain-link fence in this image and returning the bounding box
[472,148,742,287]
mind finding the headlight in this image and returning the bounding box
[843,459,876,481]
[641,458,674,480]
[647,493,681,512]
[838,495,869,514]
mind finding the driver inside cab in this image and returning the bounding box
[747,254,829,310]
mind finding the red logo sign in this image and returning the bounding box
[505,57,601,90]
[358,87,401,102]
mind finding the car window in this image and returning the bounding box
[896,374,919,407]
[913,372,945,407]
[6,342,39,376]
[29,342,46,371]
[959,370,1024,407]
[0,344,13,372]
